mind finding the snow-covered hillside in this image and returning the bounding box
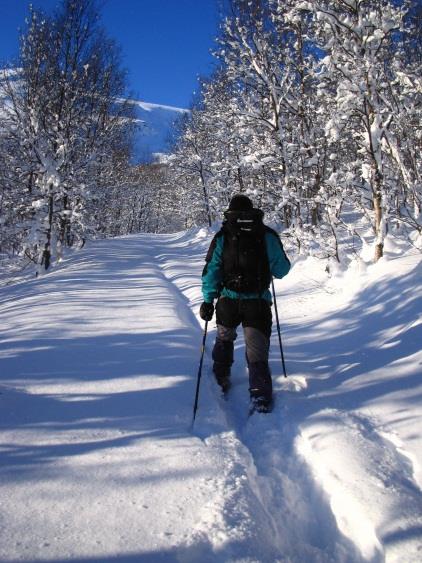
[0,230,421,562]
[130,100,188,161]
[0,71,186,162]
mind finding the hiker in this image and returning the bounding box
[199,194,291,411]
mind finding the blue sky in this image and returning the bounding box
[0,0,220,109]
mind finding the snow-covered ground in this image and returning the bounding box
[0,229,421,563]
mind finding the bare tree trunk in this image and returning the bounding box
[237,167,245,192]
[42,189,54,270]
[59,194,69,247]
[374,190,384,261]
[199,164,212,227]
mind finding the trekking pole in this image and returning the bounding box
[271,278,287,378]
[192,320,208,424]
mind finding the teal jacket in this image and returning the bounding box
[202,227,291,303]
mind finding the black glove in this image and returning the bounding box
[199,301,214,321]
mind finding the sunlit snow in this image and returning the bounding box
[0,229,421,562]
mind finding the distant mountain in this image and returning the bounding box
[0,70,189,163]
[129,100,189,163]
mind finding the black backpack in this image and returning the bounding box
[221,209,271,294]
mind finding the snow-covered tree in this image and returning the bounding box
[0,0,135,269]
[169,109,216,227]
[170,0,421,262]
[313,0,421,260]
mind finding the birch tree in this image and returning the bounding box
[314,0,419,260]
[0,0,135,269]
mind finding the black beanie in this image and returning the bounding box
[228,194,253,211]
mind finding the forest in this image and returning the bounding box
[0,0,421,273]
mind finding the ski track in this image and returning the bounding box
[0,230,421,562]
[161,232,422,563]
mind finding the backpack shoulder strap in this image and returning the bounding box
[205,229,224,263]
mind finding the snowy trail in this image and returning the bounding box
[162,233,422,562]
[0,233,222,562]
[1,230,421,562]
[154,232,361,562]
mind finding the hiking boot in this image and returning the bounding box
[248,361,272,400]
[249,392,272,413]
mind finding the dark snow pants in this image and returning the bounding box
[212,297,272,400]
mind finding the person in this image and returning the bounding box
[199,194,291,412]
